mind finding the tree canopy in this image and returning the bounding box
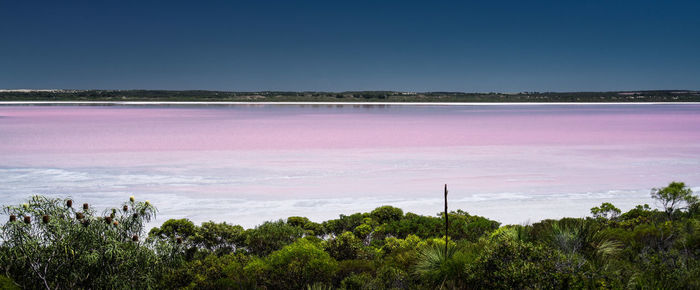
[1,181,699,289]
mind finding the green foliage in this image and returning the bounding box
[158,252,253,289]
[467,229,559,289]
[382,234,421,255]
[245,219,304,256]
[245,239,338,289]
[414,244,477,288]
[339,272,377,289]
[0,275,20,290]
[0,195,163,289]
[335,259,375,286]
[306,282,333,290]
[323,213,368,236]
[378,210,499,243]
[448,210,501,242]
[549,220,586,254]
[381,212,443,238]
[193,221,245,254]
[370,206,403,224]
[288,216,323,235]
[150,219,246,260]
[352,223,373,243]
[618,204,658,226]
[324,231,363,260]
[3,188,700,289]
[149,218,196,240]
[591,202,621,220]
[651,181,698,219]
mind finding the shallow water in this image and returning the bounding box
[1,104,699,226]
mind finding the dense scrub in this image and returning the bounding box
[1,182,699,289]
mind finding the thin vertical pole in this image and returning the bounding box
[444,184,448,258]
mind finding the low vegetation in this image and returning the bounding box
[2,90,700,102]
[1,182,699,289]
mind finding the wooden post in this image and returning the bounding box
[444,184,448,258]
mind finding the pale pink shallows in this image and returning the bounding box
[1,104,699,226]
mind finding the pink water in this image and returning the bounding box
[2,105,700,153]
[1,104,699,226]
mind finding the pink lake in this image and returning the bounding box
[1,104,700,226]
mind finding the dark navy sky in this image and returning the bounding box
[1,0,699,92]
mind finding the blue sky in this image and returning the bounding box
[1,0,699,92]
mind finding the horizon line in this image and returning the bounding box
[1,89,699,94]
[4,101,700,106]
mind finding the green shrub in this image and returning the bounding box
[0,195,164,289]
[246,239,338,289]
[339,273,377,290]
[244,219,304,256]
[324,231,363,260]
[370,206,404,224]
[0,275,20,290]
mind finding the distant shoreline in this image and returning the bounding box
[2,90,699,103]
[3,101,700,106]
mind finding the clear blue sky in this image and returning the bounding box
[1,0,699,92]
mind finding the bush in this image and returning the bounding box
[245,220,304,256]
[193,221,245,255]
[324,231,364,260]
[339,273,377,289]
[245,239,338,289]
[370,206,403,224]
[323,213,368,236]
[466,229,558,289]
[0,275,20,290]
[3,193,700,289]
[0,195,164,289]
[149,218,196,241]
[158,252,252,289]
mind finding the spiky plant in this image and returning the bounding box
[550,222,584,255]
[415,244,458,275]
[414,243,474,289]
[596,239,623,259]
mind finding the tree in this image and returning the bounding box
[353,224,373,245]
[193,221,245,254]
[370,206,404,224]
[324,231,363,260]
[245,220,304,256]
[149,218,196,241]
[287,216,323,236]
[287,216,311,228]
[0,195,163,289]
[380,212,443,239]
[590,202,621,220]
[651,182,698,219]
[448,210,501,242]
[244,239,338,289]
[322,213,368,236]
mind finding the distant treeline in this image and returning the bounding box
[1,90,700,102]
